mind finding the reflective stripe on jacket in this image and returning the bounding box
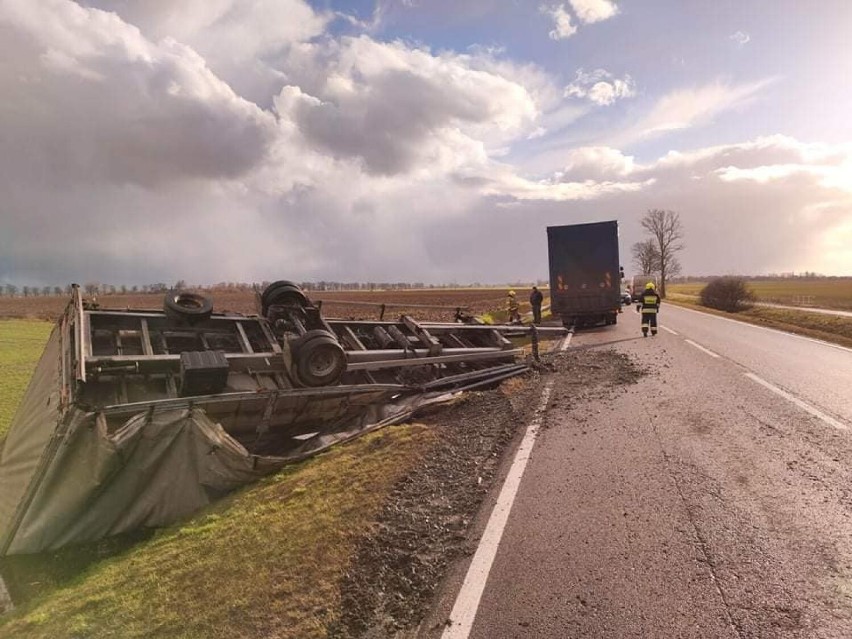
[639,292,661,314]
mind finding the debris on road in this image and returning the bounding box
[330,348,642,638]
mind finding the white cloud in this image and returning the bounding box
[716,158,852,193]
[541,4,577,40]
[559,146,637,180]
[83,0,331,107]
[640,137,852,275]
[463,158,648,202]
[482,173,649,202]
[615,78,775,144]
[564,68,635,105]
[413,136,852,280]
[0,0,277,188]
[568,0,619,24]
[273,36,540,175]
[454,136,852,277]
[730,31,751,46]
[86,0,329,59]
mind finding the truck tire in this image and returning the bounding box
[261,280,301,306]
[164,291,213,323]
[292,332,346,387]
[262,280,309,316]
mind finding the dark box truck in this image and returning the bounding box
[547,220,622,328]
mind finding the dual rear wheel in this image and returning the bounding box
[290,329,347,387]
[261,280,309,316]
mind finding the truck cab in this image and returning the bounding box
[631,274,659,302]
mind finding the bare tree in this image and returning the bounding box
[631,239,660,276]
[640,209,685,298]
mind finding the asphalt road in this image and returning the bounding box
[426,305,852,638]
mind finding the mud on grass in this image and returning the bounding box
[330,348,642,638]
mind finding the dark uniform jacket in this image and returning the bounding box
[637,290,661,314]
[530,289,543,306]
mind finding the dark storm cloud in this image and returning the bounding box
[0,3,275,189]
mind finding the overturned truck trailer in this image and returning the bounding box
[0,283,565,556]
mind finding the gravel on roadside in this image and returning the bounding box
[329,348,642,638]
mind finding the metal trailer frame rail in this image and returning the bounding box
[61,285,568,446]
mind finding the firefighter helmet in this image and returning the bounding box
[508,290,516,296]
[645,282,656,290]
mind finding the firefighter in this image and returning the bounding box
[507,290,521,324]
[636,282,661,336]
[529,286,543,324]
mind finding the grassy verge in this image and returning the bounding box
[666,294,852,349]
[0,424,437,638]
[0,320,53,439]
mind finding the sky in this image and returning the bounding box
[1,0,851,287]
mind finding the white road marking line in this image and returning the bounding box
[684,339,720,358]
[671,305,852,354]
[442,332,570,638]
[744,373,848,431]
[661,326,679,335]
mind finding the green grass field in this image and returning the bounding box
[0,320,52,439]
[668,278,852,310]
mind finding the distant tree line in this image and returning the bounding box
[671,273,836,282]
[1,270,840,299]
[0,279,549,298]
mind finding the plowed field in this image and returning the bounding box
[0,288,531,323]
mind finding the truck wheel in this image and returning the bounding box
[261,280,301,306]
[164,291,213,323]
[293,333,346,387]
[262,281,309,316]
[291,329,337,349]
